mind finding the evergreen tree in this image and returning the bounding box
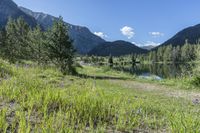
[91,55,96,64]
[15,17,30,60]
[108,55,113,67]
[47,16,76,75]
[0,29,6,57]
[131,54,136,64]
[180,40,196,62]
[119,56,124,66]
[189,45,196,61]
[148,51,153,62]
[3,17,30,63]
[4,17,19,63]
[157,47,164,62]
[149,51,157,63]
[172,45,181,62]
[152,51,157,63]
[192,43,200,85]
[163,45,172,62]
[181,43,191,62]
[28,25,48,64]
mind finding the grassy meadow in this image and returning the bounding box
[0,60,199,132]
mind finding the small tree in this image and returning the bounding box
[191,43,200,85]
[163,45,172,62]
[108,55,113,67]
[131,54,136,65]
[47,16,76,75]
[181,43,194,62]
[28,25,48,64]
[0,29,6,57]
[194,42,200,64]
[3,17,30,63]
[3,17,17,63]
[15,17,30,60]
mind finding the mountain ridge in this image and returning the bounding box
[0,0,37,28]
[156,24,200,49]
[0,0,105,54]
[88,40,148,56]
[19,7,105,54]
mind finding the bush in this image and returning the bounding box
[0,59,13,79]
[191,76,200,86]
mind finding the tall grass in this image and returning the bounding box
[0,60,199,132]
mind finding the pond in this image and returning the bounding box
[113,63,195,79]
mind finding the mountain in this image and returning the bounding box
[141,45,155,50]
[19,7,105,54]
[0,0,37,28]
[159,24,200,48]
[88,40,148,56]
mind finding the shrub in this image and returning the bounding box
[0,59,13,79]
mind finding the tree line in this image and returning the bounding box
[0,16,76,75]
[147,42,197,63]
[80,42,199,68]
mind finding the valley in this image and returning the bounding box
[0,0,200,132]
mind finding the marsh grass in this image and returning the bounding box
[0,61,199,132]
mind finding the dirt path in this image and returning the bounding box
[109,80,200,101]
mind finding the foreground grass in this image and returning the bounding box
[0,61,199,132]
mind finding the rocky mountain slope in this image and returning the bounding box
[0,0,105,54]
[0,0,37,28]
[19,7,105,54]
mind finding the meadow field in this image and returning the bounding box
[0,60,199,132]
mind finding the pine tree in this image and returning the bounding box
[131,54,136,64]
[0,29,6,57]
[28,25,48,64]
[149,51,157,63]
[163,45,172,62]
[157,47,164,62]
[192,43,200,85]
[15,17,30,60]
[181,43,191,62]
[172,46,181,62]
[47,16,76,75]
[108,55,113,67]
[4,17,19,63]
[3,17,30,63]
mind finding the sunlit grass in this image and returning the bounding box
[0,60,199,132]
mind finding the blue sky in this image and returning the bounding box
[13,0,200,46]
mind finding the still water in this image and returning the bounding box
[113,63,195,79]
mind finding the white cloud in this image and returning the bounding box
[144,41,161,46]
[120,26,135,39]
[149,32,164,37]
[94,32,108,38]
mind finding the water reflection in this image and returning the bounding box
[113,63,195,79]
[138,73,162,80]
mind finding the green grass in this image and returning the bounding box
[77,65,135,79]
[80,65,200,91]
[0,60,199,132]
